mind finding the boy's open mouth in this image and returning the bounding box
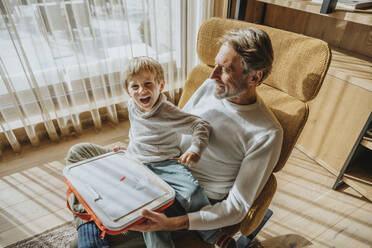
[139,96,151,104]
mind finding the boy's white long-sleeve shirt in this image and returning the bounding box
[126,94,211,163]
[180,79,283,230]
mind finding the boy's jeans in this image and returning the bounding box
[143,160,221,248]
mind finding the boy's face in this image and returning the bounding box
[127,71,164,112]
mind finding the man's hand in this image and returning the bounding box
[176,152,200,168]
[129,209,189,232]
[113,145,126,152]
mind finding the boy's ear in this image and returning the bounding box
[123,83,129,94]
[159,80,165,91]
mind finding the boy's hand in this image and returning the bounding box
[177,152,200,168]
[113,145,126,152]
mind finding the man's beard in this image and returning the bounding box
[213,78,248,100]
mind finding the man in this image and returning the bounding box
[68,27,282,247]
[131,27,283,237]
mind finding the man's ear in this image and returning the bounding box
[248,70,263,86]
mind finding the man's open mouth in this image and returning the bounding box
[139,96,151,104]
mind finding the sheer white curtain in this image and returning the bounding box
[186,0,214,74]
[0,0,212,155]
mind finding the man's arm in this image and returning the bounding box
[130,209,189,232]
[188,130,283,230]
[131,130,282,231]
[164,102,211,157]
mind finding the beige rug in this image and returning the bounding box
[4,222,311,248]
[5,222,76,248]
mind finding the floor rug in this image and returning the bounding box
[4,223,310,248]
[5,222,76,248]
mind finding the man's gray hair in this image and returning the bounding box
[220,28,274,83]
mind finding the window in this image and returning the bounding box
[0,0,185,130]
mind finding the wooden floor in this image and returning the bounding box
[0,120,371,248]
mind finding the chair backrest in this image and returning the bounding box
[178,17,331,173]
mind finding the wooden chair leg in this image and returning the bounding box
[236,209,273,248]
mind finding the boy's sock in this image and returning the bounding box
[215,233,237,248]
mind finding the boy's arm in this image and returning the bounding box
[177,151,200,167]
[164,103,211,156]
[186,119,211,156]
[113,145,126,152]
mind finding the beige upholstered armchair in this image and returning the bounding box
[175,17,331,247]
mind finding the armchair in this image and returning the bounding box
[175,17,331,247]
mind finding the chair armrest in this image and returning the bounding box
[240,174,277,235]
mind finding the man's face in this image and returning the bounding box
[127,71,164,112]
[210,43,249,100]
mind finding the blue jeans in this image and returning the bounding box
[78,222,110,248]
[142,160,221,248]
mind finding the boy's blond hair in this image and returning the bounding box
[123,56,164,90]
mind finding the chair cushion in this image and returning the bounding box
[196,17,330,102]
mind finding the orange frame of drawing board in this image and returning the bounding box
[63,151,175,238]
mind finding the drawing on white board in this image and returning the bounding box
[72,154,165,221]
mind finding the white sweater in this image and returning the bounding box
[180,79,283,230]
[126,94,211,163]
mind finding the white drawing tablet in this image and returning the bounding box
[63,151,175,231]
